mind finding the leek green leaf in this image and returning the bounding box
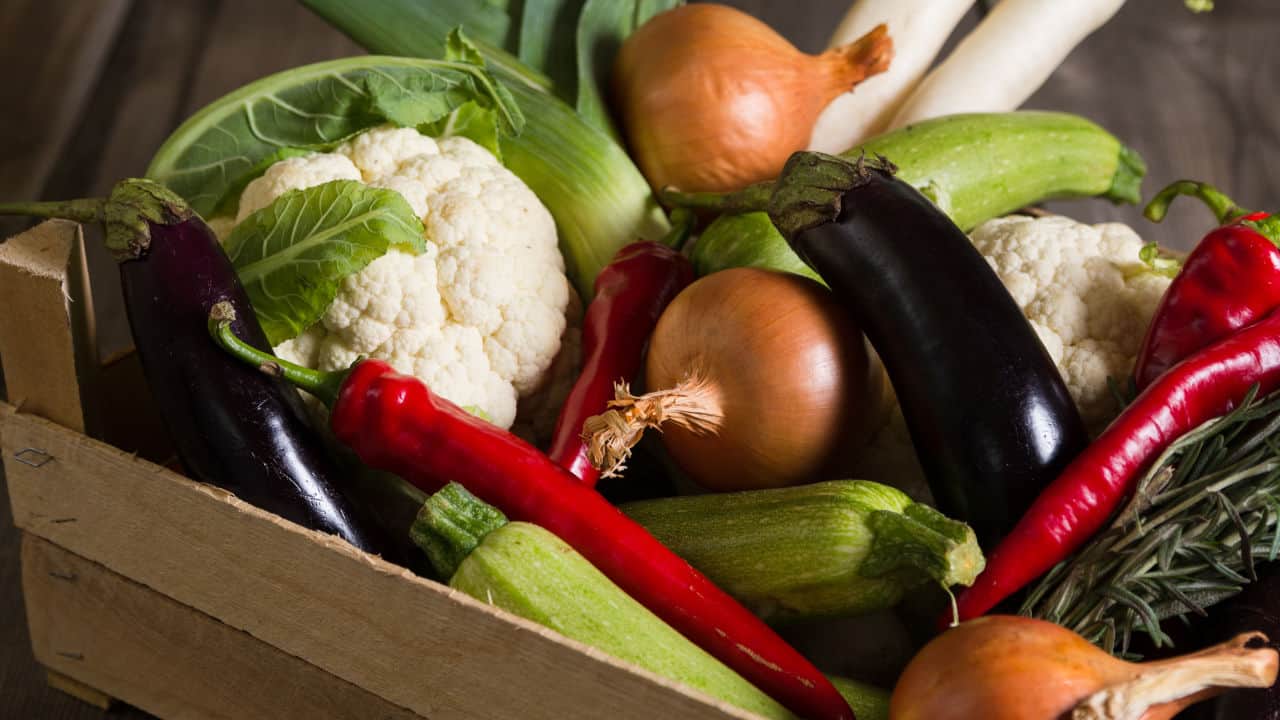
[223,180,426,345]
[517,0,587,96]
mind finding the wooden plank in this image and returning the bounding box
[0,220,96,434]
[45,670,114,711]
[22,534,422,720]
[0,404,756,720]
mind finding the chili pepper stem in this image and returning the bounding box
[583,375,724,478]
[1144,180,1251,224]
[1070,632,1277,720]
[207,301,347,407]
[664,207,696,250]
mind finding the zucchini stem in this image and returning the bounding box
[207,301,347,407]
[410,483,509,579]
[861,503,985,589]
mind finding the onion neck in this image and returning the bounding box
[1070,632,1277,720]
[583,374,724,478]
[817,23,894,102]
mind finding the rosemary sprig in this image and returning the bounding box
[1021,385,1280,657]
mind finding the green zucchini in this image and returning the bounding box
[622,480,983,624]
[690,111,1145,281]
[412,483,793,718]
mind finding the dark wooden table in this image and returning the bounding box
[0,0,1275,716]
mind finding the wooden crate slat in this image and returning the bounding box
[0,220,97,434]
[23,533,422,720]
[0,404,756,720]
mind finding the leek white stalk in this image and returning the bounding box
[809,0,974,153]
[888,0,1126,130]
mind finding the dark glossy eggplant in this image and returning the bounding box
[767,153,1090,547]
[0,180,380,552]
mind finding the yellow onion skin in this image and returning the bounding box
[612,4,892,193]
[645,268,883,492]
[891,616,1279,720]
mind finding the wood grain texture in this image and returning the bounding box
[0,404,758,720]
[0,220,96,433]
[23,534,422,720]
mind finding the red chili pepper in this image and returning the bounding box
[549,233,695,484]
[952,305,1280,623]
[1133,181,1280,389]
[208,305,853,720]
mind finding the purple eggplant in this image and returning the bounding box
[0,179,379,552]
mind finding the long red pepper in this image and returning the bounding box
[549,229,695,484]
[209,304,853,720]
[1134,181,1280,389]
[953,306,1280,623]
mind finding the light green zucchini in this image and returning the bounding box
[622,480,983,624]
[690,111,1145,281]
[411,483,792,718]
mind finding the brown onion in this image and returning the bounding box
[584,267,885,492]
[611,3,893,193]
[891,615,1278,720]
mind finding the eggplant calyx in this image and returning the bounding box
[102,179,194,261]
[767,151,896,242]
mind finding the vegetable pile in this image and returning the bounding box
[6,1,1279,719]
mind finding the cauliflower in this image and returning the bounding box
[853,214,1173,500]
[221,126,573,432]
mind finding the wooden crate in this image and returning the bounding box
[0,220,757,720]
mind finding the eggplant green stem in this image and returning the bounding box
[1144,180,1252,225]
[207,301,347,407]
[660,181,774,215]
[0,198,106,225]
[410,482,508,579]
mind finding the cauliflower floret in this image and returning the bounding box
[236,154,362,222]
[972,215,1171,430]
[852,214,1173,500]
[224,126,573,431]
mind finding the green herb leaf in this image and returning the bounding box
[1021,385,1280,657]
[146,55,522,218]
[223,180,426,345]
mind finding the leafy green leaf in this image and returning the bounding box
[223,180,426,345]
[419,102,503,159]
[445,26,487,66]
[146,55,522,218]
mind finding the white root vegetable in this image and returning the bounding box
[888,0,1126,130]
[809,0,975,153]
